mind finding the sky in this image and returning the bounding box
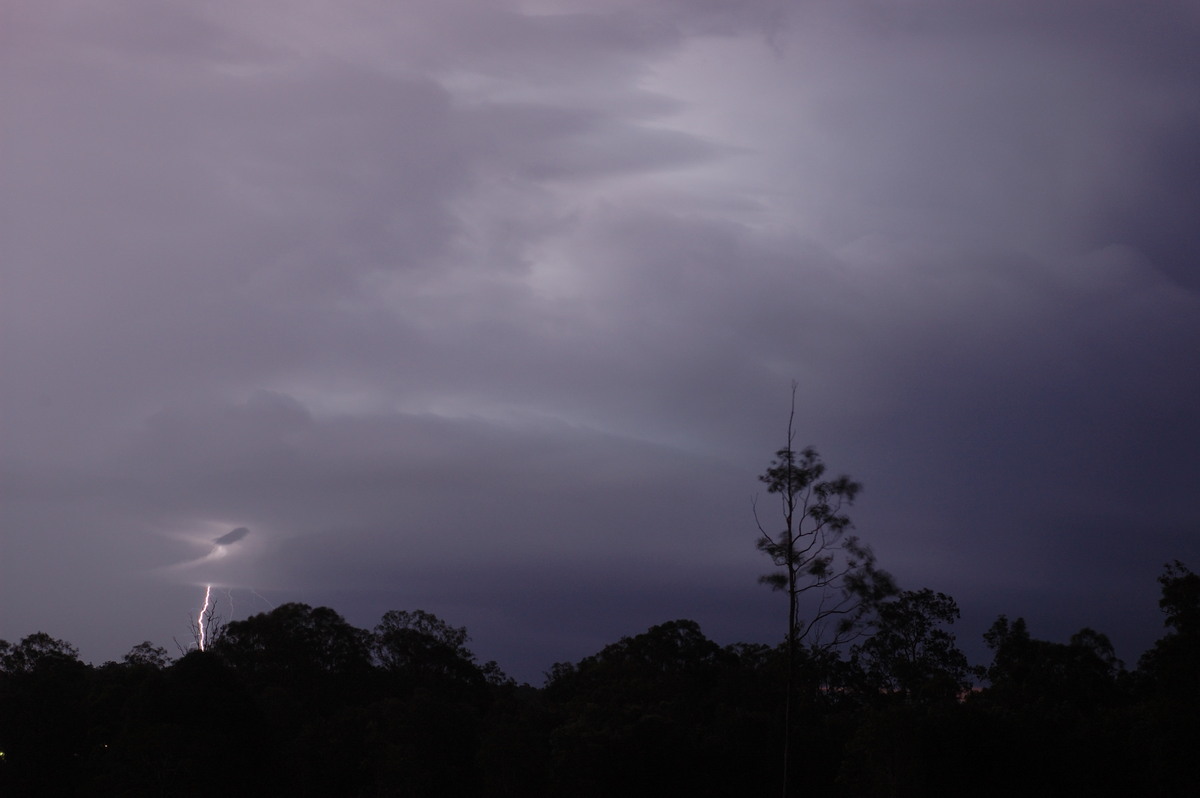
[2,0,1198,684]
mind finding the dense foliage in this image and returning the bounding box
[1,562,1197,796]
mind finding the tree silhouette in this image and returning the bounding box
[6,560,1200,796]
[755,390,895,654]
[754,387,894,796]
[123,641,172,669]
[371,609,490,696]
[982,615,1126,719]
[1135,561,1200,794]
[851,588,976,703]
[0,632,80,675]
[543,620,750,796]
[214,603,372,686]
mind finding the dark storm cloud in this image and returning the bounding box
[2,0,1198,680]
[214,527,250,546]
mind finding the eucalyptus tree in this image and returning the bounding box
[754,387,894,796]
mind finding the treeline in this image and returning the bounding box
[1,563,1197,797]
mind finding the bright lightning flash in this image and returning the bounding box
[197,584,213,651]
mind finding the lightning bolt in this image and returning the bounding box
[197,584,213,651]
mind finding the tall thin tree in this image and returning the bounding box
[754,386,894,796]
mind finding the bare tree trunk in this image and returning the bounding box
[782,393,798,798]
